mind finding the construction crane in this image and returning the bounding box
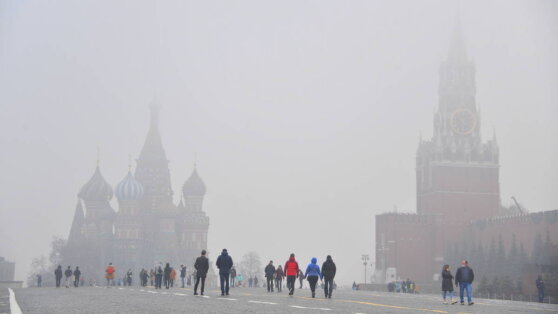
[511,196,528,214]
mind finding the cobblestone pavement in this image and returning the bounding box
[13,286,558,314]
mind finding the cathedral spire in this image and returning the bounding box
[448,12,467,63]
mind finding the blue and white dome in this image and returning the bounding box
[182,168,206,197]
[78,166,113,201]
[115,171,144,201]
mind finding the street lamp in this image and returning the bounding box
[361,254,369,285]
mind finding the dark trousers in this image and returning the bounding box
[287,275,297,294]
[220,274,230,294]
[299,277,303,288]
[230,275,235,288]
[266,277,274,292]
[324,278,333,297]
[307,276,318,294]
[164,277,170,289]
[55,276,61,287]
[276,278,282,292]
[538,289,545,302]
[181,277,185,288]
[194,275,206,294]
[74,276,80,287]
[156,275,162,288]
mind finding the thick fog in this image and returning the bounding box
[1,0,557,285]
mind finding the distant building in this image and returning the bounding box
[0,257,22,288]
[64,104,209,281]
[375,21,558,284]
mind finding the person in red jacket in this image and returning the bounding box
[284,253,299,296]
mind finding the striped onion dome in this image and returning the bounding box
[78,166,113,201]
[182,168,206,197]
[115,171,144,201]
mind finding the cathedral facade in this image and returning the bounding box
[65,105,209,280]
[375,22,557,285]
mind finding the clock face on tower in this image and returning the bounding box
[450,108,476,135]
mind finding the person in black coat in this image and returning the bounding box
[54,265,63,288]
[64,266,73,288]
[216,248,234,296]
[163,263,171,289]
[180,265,187,288]
[265,261,276,292]
[441,264,457,304]
[194,250,209,295]
[455,260,475,305]
[73,267,81,288]
[321,255,337,298]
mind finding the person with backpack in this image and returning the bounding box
[304,257,322,298]
[105,263,115,287]
[54,265,63,288]
[321,255,336,298]
[441,265,457,304]
[194,250,209,295]
[455,260,474,306]
[284,253,300,296]
[265,261,276,292]
[216,249,234,296]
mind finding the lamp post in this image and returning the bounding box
[361,254,369,285]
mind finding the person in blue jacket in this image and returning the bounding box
[304,257,323,298]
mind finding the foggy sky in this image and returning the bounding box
[1,0,557,285]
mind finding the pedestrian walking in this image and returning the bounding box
[265,261,276,292]
[54,265,62,288]
[441,265,457,304]
[180,265,187,288]
[298,269,304,289]
[126,269,133,286]
[321,255,336,298]
[216,248,234,296]
[230,267,237,288]
[156,265,163,289]
[163,263,172,289]
[149,269,155,286]
[304,258,322,298]
[254,276,259,288]
[170,268,176,287]
[455,260,474,306]
[73,267,81,288]
[105,263,116,287]
[64,266,73,288]
[248,276,253,288]
[275,266,284,292]
[284,253,300,296]
[36,274,42,287]
[194,249,209,295]
[536,275,545,303]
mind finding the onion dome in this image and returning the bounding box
[182,168,206,197]
[78,166,113,201]
[115,171,144,201]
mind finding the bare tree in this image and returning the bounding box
[238,251,262,278]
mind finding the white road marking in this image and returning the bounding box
[173,293,187,296]
[248,300,277,305]
[118,287,124,290]
[201,295,210,298]
[290,305,332,311]
[8,288,23,314]
[147,291,157,294]
[218,298,237,301]
[160,292,169,295]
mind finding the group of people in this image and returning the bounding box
[441,260,475,306]
[263,254,337,298]
[387,279,417,293]
[54,265,81,288]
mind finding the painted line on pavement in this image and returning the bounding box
[8,288,23,314]
[335,299,448,313]
[173,293,187,296]
[290,305,332,311]
[248,300,277,305]
[217,298,237,301]
[146,291,157,294]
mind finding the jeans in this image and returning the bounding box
[324,278,333,297]
[74,276,80,287]
[194,275,206,294]
[181,277,185,288]
[65,277,72,287]
[56,277,61,287]
[287,276,297,294]
[442,290,454,300]
[230,275,235,287]
[459,283,472,303]
[307,276,318,294]
[220,274,230,294]
[267,277,274,292]
[538,289,545,303]
[276,278,282,292]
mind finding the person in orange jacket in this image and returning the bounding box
[105,263,115,287]
[284,253,300,296]
[170,268,177,288]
